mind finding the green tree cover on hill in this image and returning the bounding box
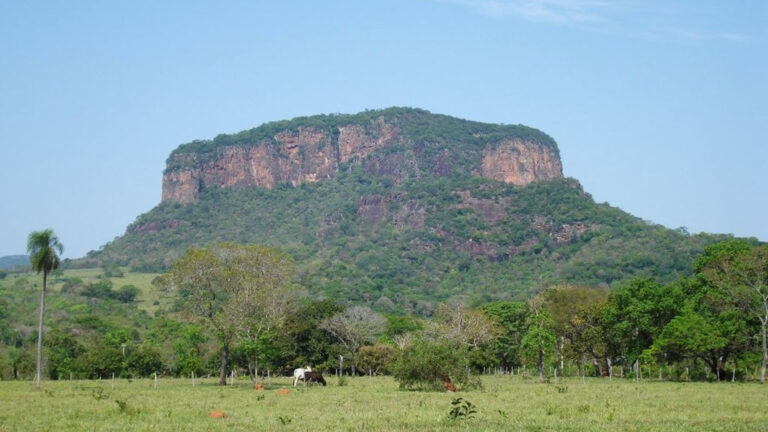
[79,172,732,308]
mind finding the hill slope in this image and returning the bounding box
[79,108,730,310]
[0,255,28,271]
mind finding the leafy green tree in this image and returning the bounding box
[391,338,467,390]
[539,285,609,375]
[521,324,556,382]
[567,301,611,376]
[644,311,727,375]
[356,343,396,375]
[482,301,529,370]
[76,345,123,379]
[126,344,163,377]
[5,347,34,380]
[172,325,207,376]
[272,300,344,371]
[602,277,683,367]
[160,243,294,385]
[696,240,768,382]
[27,229,63,388]
[44,328,84,380]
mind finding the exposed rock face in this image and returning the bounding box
[162,127,340,203]
[481,139,562,186]
[162,111,564,204]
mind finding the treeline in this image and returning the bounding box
[3,240,765,386]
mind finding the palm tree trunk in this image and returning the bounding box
[35,271,47,389]
[760,318,766,384]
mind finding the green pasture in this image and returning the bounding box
[0,376,766,431]
[1,267,164,314]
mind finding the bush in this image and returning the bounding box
[115,285,140,303]
[126,345,163,377]
[357,344,396,375]
[391,339,467,390]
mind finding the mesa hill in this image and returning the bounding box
[82,108,729,309]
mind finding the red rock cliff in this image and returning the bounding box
[162,114,563,204]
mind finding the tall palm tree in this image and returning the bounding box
[27,229,63,388]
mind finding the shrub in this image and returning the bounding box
[115,285,140,303]
[391,339,467,390]
[357,344,396,375]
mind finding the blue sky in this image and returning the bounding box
[1,0,766,259]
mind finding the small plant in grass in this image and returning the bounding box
[337,375,347,386]
[555,385,568,393]
[91,387,108,401]
[278,415,292,425]
[114,399,138,415]
[447,398,477,421]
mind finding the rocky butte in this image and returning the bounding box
[161,107,563,204]
[83,106,729,302]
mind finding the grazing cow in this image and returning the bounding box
[303,371,327,386]
[293,367,312,386]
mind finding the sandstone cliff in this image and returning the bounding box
[162,108,563,204]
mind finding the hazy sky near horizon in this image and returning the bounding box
[1,0,766,259]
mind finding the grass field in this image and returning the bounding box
[0,375,766,431]
[1,267,165,315]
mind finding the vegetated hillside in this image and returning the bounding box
[76,107,733,310]
[0,255,28,271]
[82,174,728,311]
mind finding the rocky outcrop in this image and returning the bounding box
[161,110,564,204]
[481,139,562,186]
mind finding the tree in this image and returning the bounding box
[160,243,294,385]
[391,338,467,390]
[538,285,609,375]
[320,306,385,375]
[697,240,768,382]
[431,303,499,351]
[644,311,727,375]
[27,229,63,388]
[273,300,344,371]
[356,343,396,375]
[482,301,530,370]
[602,277,683,368]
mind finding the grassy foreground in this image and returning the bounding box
[0,376,766,431]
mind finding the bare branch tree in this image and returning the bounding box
[320,306,385,375]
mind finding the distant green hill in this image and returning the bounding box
[0,255,28,271]
[78,108,734,310]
